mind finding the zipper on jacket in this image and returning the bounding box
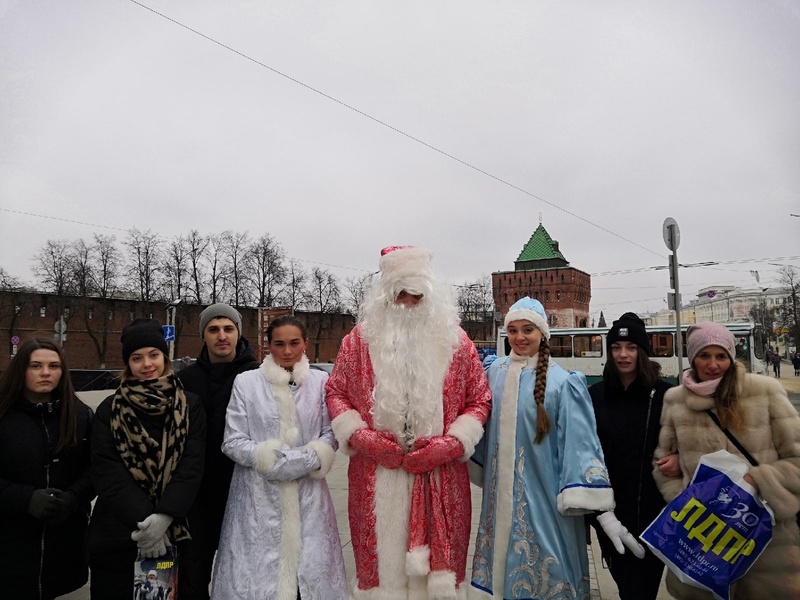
[37,409,54,600]
[636,389,656,532]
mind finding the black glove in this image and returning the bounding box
[27,488,64,521]
[48,490,77,524]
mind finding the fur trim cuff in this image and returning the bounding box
[331,409,368,455]
[427,570,457,599]
[406,545,431,577]
[557,485,615,516]
[306,439,336,479]
[446,414,485,460]
[255,439,283,475]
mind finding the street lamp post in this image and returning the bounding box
[165,299,182,363]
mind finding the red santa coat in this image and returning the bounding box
[326,325,491,600]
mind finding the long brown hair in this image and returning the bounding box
[603,345,662,388]
[694,359,743,430]
[533,338,552,444]
[0,338,81,453]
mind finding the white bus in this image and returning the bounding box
[495,322,768,384]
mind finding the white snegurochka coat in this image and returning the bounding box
[210,355,347,600]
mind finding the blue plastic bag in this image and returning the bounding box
[641,450,774,600]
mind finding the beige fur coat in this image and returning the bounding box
[653,363,800,599]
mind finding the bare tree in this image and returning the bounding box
[775,266,800,357]
[185,230,209,304]
[33,239,76,296]
[456,275,495,341]
[206,233,226,304]
[69,239,92,297]
[342,272,375,318]
[81,234,122,368]
[248,233,287,308]
[124,228,164,307]
[32,239,78,344]
[0,267,22,291]
[0,267,27,353]
[304,268,341,360]
[221,230,252,307]
[89,235,121,299]
[162,236,189,302]
[283,259,309,311]
[750,298,778,352]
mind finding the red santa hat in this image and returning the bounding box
[379,246,435,294]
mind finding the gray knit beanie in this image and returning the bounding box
[199,303,242,336]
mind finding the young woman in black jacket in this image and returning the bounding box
[88,318,206,597]
[587,313,676,600]
[0,338,94,599]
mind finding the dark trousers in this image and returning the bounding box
[90,547,139,600]
[176,537,213,600]
[597,531,665,600]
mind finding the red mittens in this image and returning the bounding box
[402,435,464,474]
[349,429,405,469]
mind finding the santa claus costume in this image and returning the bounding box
[326,246,492,600]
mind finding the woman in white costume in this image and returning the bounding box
[211,315,346,600]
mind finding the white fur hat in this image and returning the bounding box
[504,296,550,340]
[379,246,435,291]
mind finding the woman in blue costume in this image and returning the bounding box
[469,297,644,599]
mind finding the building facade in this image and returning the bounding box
[0,290,354,373]
[492,223,591,328]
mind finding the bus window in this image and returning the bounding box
[753,326,764,359]
[574,335,602,358]
[735,335,751,372]
[650,333,673,357]
[550,335,572,358]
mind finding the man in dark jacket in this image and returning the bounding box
[177,303,260,599]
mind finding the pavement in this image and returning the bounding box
[61,365,800,599]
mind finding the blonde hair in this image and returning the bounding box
[711,360,743,430]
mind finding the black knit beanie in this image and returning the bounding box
[606,312,651,356]
[121,318,169,364]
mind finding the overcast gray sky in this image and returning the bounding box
[1,0,798,322]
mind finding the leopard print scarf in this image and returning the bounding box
[111,372,191,541]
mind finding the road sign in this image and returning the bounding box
[662,217,680,251]
[163,325,175,341]
[10,335,19,345]
[707,290,716,299]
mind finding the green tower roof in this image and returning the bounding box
[516,224,567,263]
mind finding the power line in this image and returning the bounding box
[127,0,663,258]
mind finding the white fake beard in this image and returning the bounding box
[361,282,460,445]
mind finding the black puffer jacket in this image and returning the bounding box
[177,337,259,536]
[0,397,94,599]
[589,377,673,535]
[88,390,206,554]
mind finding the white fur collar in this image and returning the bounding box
[259,353,311,386]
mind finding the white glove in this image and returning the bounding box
[138,533,169,559]
[131,513,173,548]
[597,512,645,559]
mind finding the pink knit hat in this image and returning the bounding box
[686,322,736,364]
